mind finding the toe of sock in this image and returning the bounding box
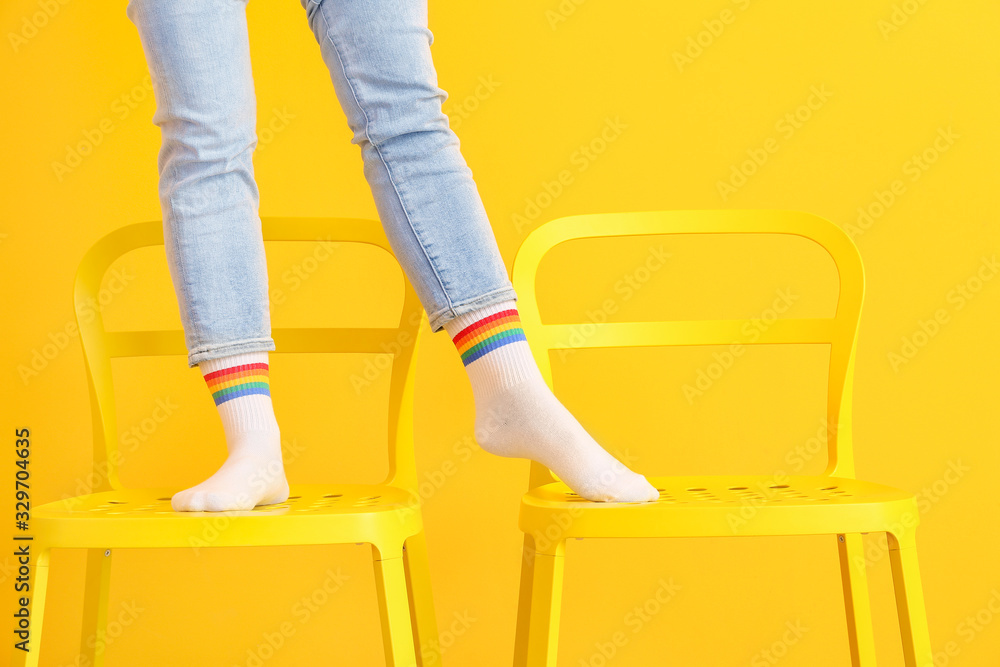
[171,489,256,512]
[638,476,660,502]
[170,491,197,512]
[615,475,660,503]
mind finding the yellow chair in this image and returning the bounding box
[510,210,933,667]
[15,218,438,667]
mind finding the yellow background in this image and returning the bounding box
[2,0,998,665]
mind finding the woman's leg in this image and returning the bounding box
[300,0,657,501]
[300,0,515,330]
[126,0,288,511]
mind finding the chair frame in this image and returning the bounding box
[509,209,933,667]
[15,217,439,667]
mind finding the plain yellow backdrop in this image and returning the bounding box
[2,0,998,665]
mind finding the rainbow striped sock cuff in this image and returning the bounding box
[451,308,527,366]
[203,362,270,406]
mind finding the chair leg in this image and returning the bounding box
[513,533,566,666]
[10,546,50,667]
[887,532,934,667]
[403,532,440,667]
[512,533,538,667]
[522,538,566,667]
[373,543,419,667]
[837,534,877,666]
[80,548,114,667]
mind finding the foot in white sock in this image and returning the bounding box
[445,301,659,503]
[171,351,289,512]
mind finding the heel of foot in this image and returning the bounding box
[259,480,290,507]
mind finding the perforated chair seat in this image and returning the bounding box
[521,476,917,539]
[33,484,422,549]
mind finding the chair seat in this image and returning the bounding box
[520,475,918,540]
[33,484,422,550]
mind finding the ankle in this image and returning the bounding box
[445,300,544,400]
[200,350,281,441]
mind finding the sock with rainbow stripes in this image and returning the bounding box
[171,350,289,512]
[445,300,658,502]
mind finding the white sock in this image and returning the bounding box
[445,300,658,502]
[171,351,289,511]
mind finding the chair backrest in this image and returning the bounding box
[511,210,864,488]
[75,217,424,494]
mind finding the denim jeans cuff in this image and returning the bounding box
[427,285,519,333]
[187,337,277,368]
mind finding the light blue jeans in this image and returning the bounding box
[125,0,517,367]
